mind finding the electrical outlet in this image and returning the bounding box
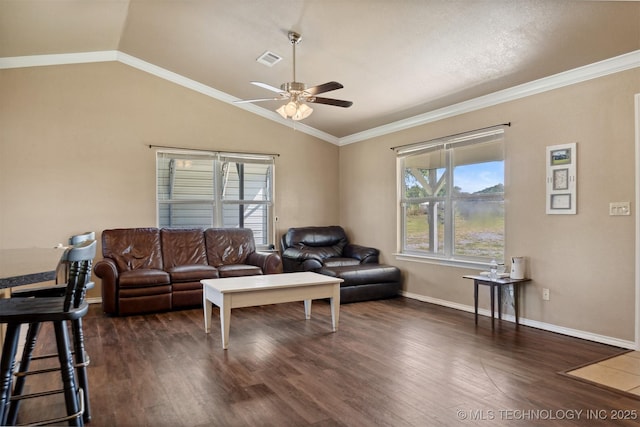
[542,288,550,301]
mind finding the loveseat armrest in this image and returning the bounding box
[282,246,341,264]
[94,258,119,314]
[246,251,283,274]
[281,247,327,271]
[344,244,380,264]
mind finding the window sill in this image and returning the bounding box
[393,253,489,270]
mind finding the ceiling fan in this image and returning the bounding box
[235,31,353,121]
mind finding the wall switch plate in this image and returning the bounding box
[609,201,630,216]
[542,288,550,301]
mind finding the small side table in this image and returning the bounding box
[463,275,531,328]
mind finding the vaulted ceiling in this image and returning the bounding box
[2,1,639,140]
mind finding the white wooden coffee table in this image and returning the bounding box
[201,272,343,349]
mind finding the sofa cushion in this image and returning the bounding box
[205,228,256,267]
[119,284,171,298]
[319,264,401,287]
[282,226,347,260]
[119,269,170,288]
[283,225,348,249]
[172,281,204,292]
[323,257,361,268]
[161,228,209,268]
[217,264,263,278]
[102,228,164,272]
[118,293,172,315]
[166,265,219,282]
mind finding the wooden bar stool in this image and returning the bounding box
[8,232,95,424]
[0,240,96,426]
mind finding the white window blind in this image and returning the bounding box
[156,150,275,247]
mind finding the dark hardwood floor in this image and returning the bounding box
[14,297,640,426]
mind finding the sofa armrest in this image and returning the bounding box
[344,244,380,264]
[246,251,283,274]
[94,258,119,315]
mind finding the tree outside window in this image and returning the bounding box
[398,130,505,263]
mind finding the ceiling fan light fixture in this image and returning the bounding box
[276,100,313,120]
[276,104,288,119]
[284,101,298,116]
[237,31,351,119]
[292,103,313,121]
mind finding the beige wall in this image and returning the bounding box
[340,69,640,342]
[0,61,340,298]
[2,60,638,343]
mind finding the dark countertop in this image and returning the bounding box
[0,248,65,289]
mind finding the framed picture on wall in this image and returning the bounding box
[550,148,572,166]
[552,168,569,190]
[550,194,571,210]
[546,143,577,214]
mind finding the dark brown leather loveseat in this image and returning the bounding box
[281,226,401,303]
[94,227,282,315]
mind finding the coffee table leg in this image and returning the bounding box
[304,300,312,319]
[329,284,340,332]
[220,294,232,350]
[203,288,212,333]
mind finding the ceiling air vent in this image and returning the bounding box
[256,51,282,67]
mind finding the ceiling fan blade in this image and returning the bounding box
[234,97,283,104]
[305,81,344,96]
[308,96,353,108]
[251,81,286,94]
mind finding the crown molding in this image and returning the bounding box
[2,49,638,147]
[339,50,640,146]
[0,50,118,68]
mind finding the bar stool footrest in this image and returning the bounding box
[15,388,84,426]
[14,352,90,378]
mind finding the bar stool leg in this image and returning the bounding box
[72,318,91,422]
[0,323,21,426]
[6,322,42,425]
[54,320,83,427]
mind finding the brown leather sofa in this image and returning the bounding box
[281,226,401,303]
[94,227,282,315]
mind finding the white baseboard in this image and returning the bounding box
[401,291,636,350]
[86,297,102,305]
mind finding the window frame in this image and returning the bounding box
[396,128,505,268]
[156,149,276,249]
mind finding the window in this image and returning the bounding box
[156,150,275,248]
[397,128,505,264]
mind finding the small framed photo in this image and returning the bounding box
[552,168,569,190]
[550,147,571,166]
[550,194,572,210]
